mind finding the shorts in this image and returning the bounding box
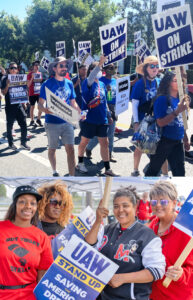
[80,121,109,139]
[29,95,39,106]
[45,122,74,149]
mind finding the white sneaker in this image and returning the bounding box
[76,163,88,173]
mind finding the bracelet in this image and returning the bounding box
[172,110,178,117]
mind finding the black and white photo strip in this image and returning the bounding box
[0,176,193,300]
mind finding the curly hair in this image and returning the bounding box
[37,180,73,227]
[113,186,140,206]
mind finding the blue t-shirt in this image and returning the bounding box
[100,76,116,105]
[72,75,86,109]
[81,79,108,124]
[40,77,76,124]
[131,78,157,121]
[154,95,184,140]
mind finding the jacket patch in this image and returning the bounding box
[114,240,138,263]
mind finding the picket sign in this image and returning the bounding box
[163,238,193,287]
[175,66,188,129]
[102,177,113,209]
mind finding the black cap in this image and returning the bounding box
[13,185,42,203]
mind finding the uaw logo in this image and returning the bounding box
[114,240,138,263]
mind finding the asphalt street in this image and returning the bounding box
[0,102,193,177]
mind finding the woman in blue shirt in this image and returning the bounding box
[145,71,190,176]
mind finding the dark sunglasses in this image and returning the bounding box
[149,64,159,69]
[150,199,169,207]
[49,198,64,207]
[10,67,18,70]
[59,63,67,69]
[34,64,39,67]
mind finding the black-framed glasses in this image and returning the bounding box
[149,64,159,69]
[150,199,169,207]
[10,67,18,70]
[49,198,64,207]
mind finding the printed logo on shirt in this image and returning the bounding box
[93,86,106,103]
[114,240,138,263]
[98,235,108,251]
[55,87,70,103]
[146,87,157,101]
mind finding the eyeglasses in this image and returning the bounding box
[150,199,169,207]
[10,67,18,70]
[59,63,67,69]
[149,64,159,69]
[34,64,39,67]
[49,198,64,207]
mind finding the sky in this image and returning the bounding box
[0,0,33,20]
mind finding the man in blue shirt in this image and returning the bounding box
[39,57,81,176]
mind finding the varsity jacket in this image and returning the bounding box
[97,221,165,300]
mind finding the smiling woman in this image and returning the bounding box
[0,185,53,300]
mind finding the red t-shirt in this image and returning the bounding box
[27,71,42,96]
[0,220,53,300]
[136,200,152,220]
[149,217,193,300]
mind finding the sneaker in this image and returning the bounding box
[110,153,117,163]
[21,143,31,150]
[29,120,35,126]
[53,172,60,177]
[86,148,92,159]
[185,151,193,160]
[12,129,16,137]
[76,163,88,173]
[104,169,118,176]
[131,170,140,177]
[9,144,17,150]
[36,119,43,127]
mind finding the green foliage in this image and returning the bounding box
[0,185,7,198]
[187,69,193,84]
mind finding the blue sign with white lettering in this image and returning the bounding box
[99,19,127,66]
[152,4,193,68]
[173,190,193,238]
[78,41,91,57]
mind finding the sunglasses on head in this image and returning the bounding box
[149,64,159,69]
[49,198,64,207]
[150,199,169,207]
[10,67,17,70]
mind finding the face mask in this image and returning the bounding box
[96,71,102,79]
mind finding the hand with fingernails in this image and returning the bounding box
[96,199,109,224]
[165,266,183,281]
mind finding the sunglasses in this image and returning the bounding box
[149,64,159,69]
[34,64,39,67]
[150,199,169,207]
[59,63,67,69]
[49,198,64,207]
[10,67,18,70]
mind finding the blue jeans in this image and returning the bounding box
[87,121,116,153]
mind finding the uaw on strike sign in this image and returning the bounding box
[99,19,127,66]
[173,190,193,238]
[8,74,28,104]
[152,4,193,68]
[34,235,119,300]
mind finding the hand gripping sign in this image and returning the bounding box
[152,4,193,129]
[163,189,193,288]
[99,18,127,66]
[51,206,96,259]
[8,74,28,104]
[45,87,80,128]
[34,235,119,300]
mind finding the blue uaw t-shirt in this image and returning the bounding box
[40,77,76,124]
[131,78,157,121]
[81,79,108,124]
[100,76,116,105]
[154,95,184,140]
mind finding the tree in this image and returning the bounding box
[24,0,117,58]
[0,185,6,198]
[118,0,193,50]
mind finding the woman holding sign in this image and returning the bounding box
[145,71,190,176]
[148,181,193,300]
[0,185,53,300]
[85,186,165,300]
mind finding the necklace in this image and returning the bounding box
[157,215,175,236]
